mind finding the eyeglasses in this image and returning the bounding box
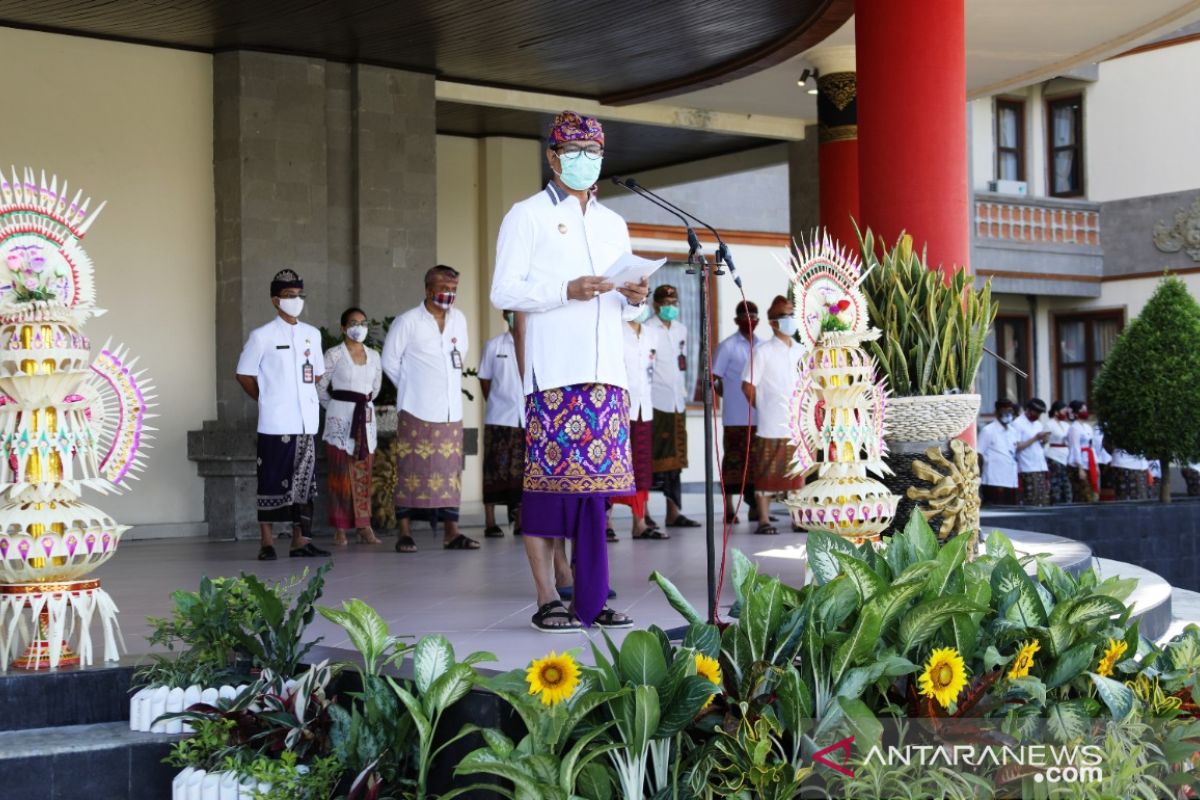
[278,292,307,300]
[557,145,604,160]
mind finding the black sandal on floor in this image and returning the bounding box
[591,606,634,629]
[667,515,701,528]
[531,600,582,633]
[484,525,505,538]
[394,535,417,553]
[444,534,481,550]
[633,528,670,540]
[754,524,779,535]
[257,545,277,561]
[606,527,618,542]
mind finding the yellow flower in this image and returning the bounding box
[918,647,969,710]
[1097,639,1129,678]
[526,651,581,706]
[1007,640,1040,680]
[694,653,722,709]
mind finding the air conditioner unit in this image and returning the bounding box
[988,179,1028,196]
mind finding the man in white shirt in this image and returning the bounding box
[742,296,805,534]
[235,269,330,561]
[713,300,763,523]
[1045,401,1074,503]
[382,265,478,553]
[609,317,664,540]
[1012,397,1051,506]
[478,310,525,537]
[491,110,648,632]
[645,284,699,528]
[977,398,1021,505]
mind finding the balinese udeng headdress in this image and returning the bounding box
[270,268,303,297]
[547,111,605,148]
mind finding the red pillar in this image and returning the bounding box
[815,63,860,250]
[856,0,969,276]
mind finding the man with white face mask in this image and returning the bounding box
[382,264,477,553]
[977,398,1021,505]
[236,268,330,561]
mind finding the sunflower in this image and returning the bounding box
[1007,640,1040,680]
[918,647,969,710]
[1096,639,1129,678]
[526,650,581,706]
[694,653,722,709]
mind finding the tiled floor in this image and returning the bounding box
[94,500,809,671]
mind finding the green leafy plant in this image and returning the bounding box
[1092,275,1200,502]
[164,716,239,770]
[319,599,415,799]
[386,634,496,800]
[455,660,624,800]
[232,564,332,681]
[855,224,997,396]
[240,751,342,800]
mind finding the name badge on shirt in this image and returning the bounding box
[366,405,373,424]
[451,339,463,370]
[678,341,688,373]
[302,362,314,383]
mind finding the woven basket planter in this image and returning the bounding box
[884,394,980,444]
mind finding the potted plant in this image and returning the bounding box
[856,226,996,539]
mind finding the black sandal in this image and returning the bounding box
[531,600,582,633]
[484,525,505,538]
[633,528,670,540]
[606,527,618,542]
[591,606,634,629]
[257,545,277,561]
[754,524,779,535]
[667,515,701,528]
[394,535,417,553]
[444,534,481,550]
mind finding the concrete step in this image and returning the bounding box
[0,657,139,732]
[1158,587,1200,644]
[0,721,180,799]
[1094,557,1173,641]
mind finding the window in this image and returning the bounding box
[1054,311,1123,403]
[995,99,1025,182]
[1047,95,1084,197]
[978,314,1032,413]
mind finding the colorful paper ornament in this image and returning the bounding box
[786,232,899,544]
[0,167,155,670]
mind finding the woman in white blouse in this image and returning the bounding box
[318,307,383,545]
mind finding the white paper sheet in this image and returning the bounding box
[603,253,666,288]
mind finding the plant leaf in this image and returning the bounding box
[413,634,455,696]
[649,571,703,626]
[619,630,669,687]
[1088,672,1134,720]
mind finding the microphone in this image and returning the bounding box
[624,177,742,288]
[612,176,703,262]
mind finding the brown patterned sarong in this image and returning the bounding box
[1112,466,1149,501]
[483,424,525,506]
[651,410,688,473]
[1018,471,1050,507]
[752,436,804,493]
[722,424,755,490]
[327,444,372,529]
[393,412,463,509]
[629,418,654,491]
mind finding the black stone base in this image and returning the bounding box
[0,656,138,732]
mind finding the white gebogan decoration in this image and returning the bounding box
[786,232,898,543]
[0,168,155,670]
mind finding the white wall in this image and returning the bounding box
[0,28,214,531]
[1086,40,1200,202]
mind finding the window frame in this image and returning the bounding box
[1046,93,1085,198]
[1052,309,1124,403]
[992,313,1033,408]
[994,98,1026,183]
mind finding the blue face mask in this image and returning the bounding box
[557,151,603,191]
[658,305,680,323]
[774,317,797,337]
[635,305,653,324]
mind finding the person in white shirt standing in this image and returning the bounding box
[742,296,806,534]
[713,300,763,524]
[1067,399,1100,502]
[1045,401,1074,504]
[382,265,478,553]
[235,269,331,561]
[1107,442,1150,501]
[1012,397,1051,506]
[317,306,383,545]
[977,398,1021,505]
[491,111,648,632]
[609,316,665,540]
[478,310,526,537]
[645,284,700,528]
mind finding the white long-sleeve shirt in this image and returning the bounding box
[743,336,804,439]
[1067,421,1096,468]
[1011,414,1048,473]
[381,303,468,423]
[317,343,383,455]
[978,419,1020,488]
[490,183,640,395]
[713,332,760,427]
[645,316,689,413]
[1044,418,1071,465]
[622,322,655,423]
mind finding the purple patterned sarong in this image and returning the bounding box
[523,383,634,626]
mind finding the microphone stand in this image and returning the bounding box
[612,176,722,626]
